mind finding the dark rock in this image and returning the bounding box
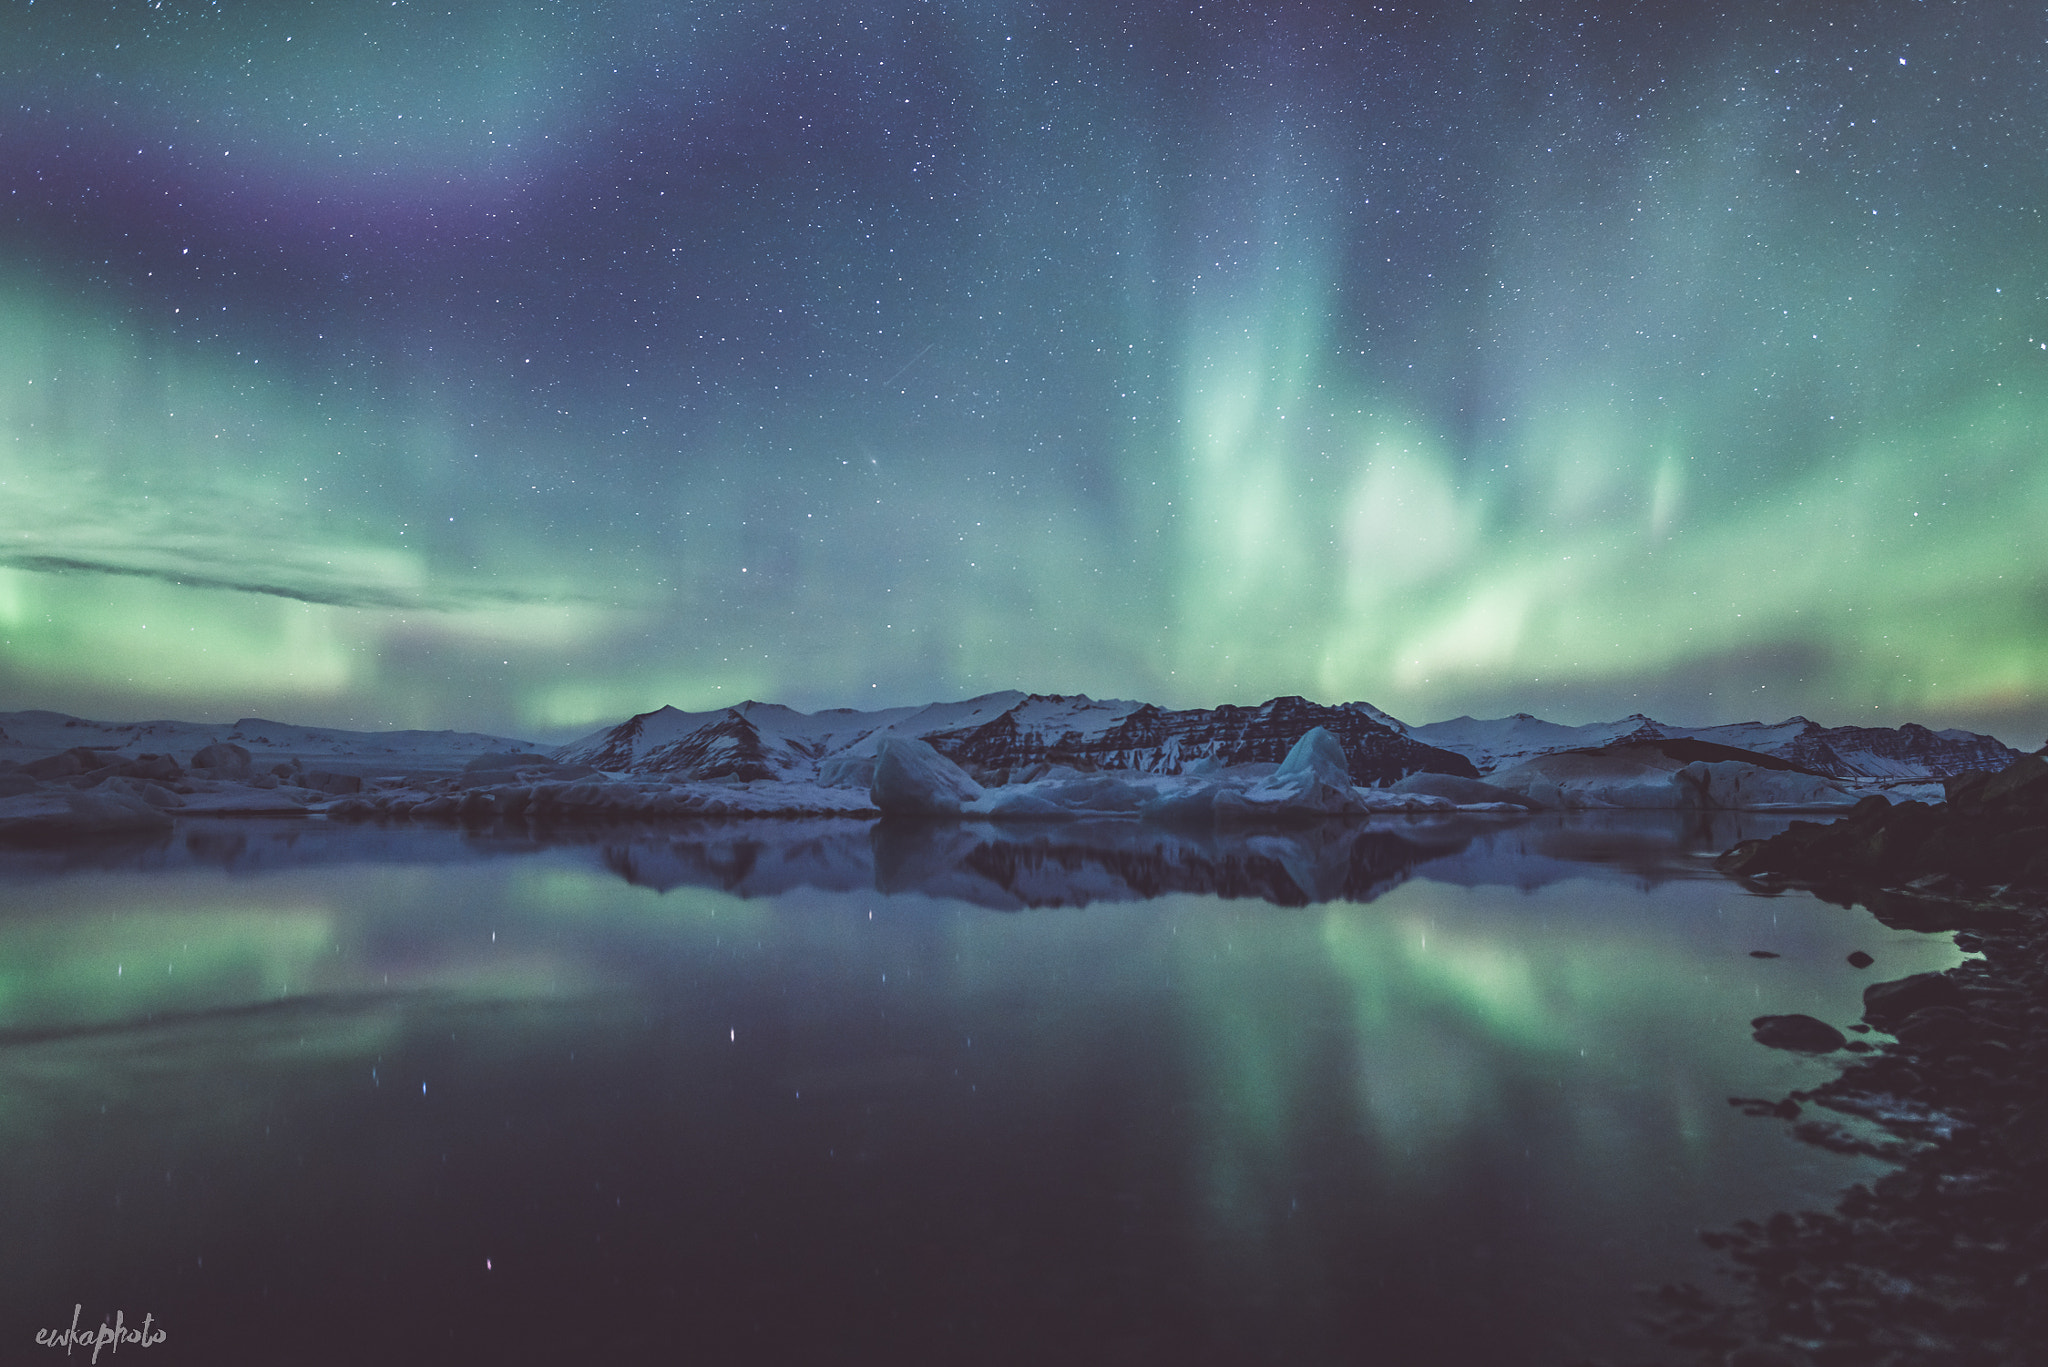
[1714,838,1773,874]
[190,741,254,779]
[1862,972,1965,1030]
[1749,950,1781,958]
[1846,951,1874,968]
[1751,1014,1847,1052]
[22,747,110,780]
[116,754,184,782]
[1977,752,2048,807]
[1891,1005,1976,1050]
[1716,755,2048,895]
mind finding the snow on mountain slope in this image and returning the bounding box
[1406,714,1663,773]
[1410,710,2017,781]
[554,700,927,779]
[914,695,1476,786]
[560,692,1477,788]
[0,709,534,767]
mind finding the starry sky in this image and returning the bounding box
[3,0,2044,744]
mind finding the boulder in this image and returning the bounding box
[23,747,110,780]
[190,742,255,779]
[1750,1014,1847,1053]
[119,753,185,783]
[871,737,984,817]
[1890,1006,1976,1050]
[1862,971,1965,1030]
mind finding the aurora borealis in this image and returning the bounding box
[3,0,2044,742]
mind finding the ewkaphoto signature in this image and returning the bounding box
[34,1305,166,1362]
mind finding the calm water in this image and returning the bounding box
[0,813,1964,1366]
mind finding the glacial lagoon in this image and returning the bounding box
[0,813,1965,1365]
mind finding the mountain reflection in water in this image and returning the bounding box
[0,810,1806,910]
[0,811,1959,1366]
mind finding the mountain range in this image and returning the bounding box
[554,692,2022,788]
[1,693,2021,790]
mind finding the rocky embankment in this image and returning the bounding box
[1717,756,2048,901]
[1652,756,2048,1364]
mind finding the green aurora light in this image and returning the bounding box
[2,1,2044,740]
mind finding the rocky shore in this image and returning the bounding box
[1648,756,2048,1365]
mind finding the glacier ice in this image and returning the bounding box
[871,737,985,816]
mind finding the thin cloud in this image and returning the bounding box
[0,553,582,613]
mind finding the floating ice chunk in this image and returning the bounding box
[872,737,984,816]
[818,754,877,790]
[1670,761,1858,810]
[1239,727,1368,817]
[984,791,1075,821]
[0,788,174,840]
[1035,775,1152,812]
[1140,784,1221,826]
[1354,788,1455,812]
[1390,772,1541,810]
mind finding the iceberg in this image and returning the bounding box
[871,737,984,817]
[1238,728,1370,818]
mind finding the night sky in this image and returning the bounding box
[3,0,2044,744]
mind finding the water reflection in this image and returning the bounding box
[0,808,1803,909]
[0,814,1963,1365]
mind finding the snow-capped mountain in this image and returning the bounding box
[555,700,924,780]
[1764,722,2022,779]
[1405,714,1666,773]
[920,694,1475,784]
[558,693,1479,788]
[0,709,534,766]
[1408,711,2019,779]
